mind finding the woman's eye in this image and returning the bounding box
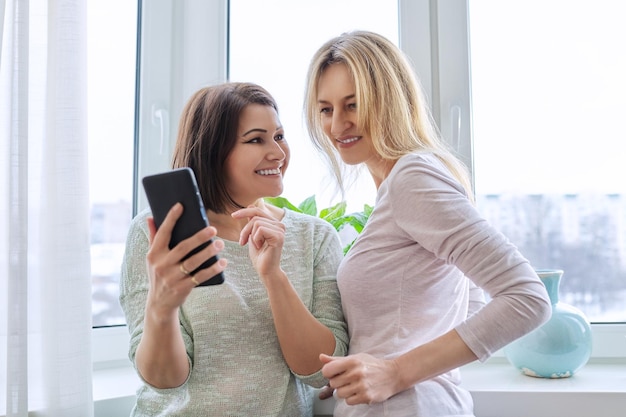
[245,137,262,144]
[319,107,331,114]
[274,134,285,141]
[347,103,357,110]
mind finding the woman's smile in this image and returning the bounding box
[336,136,361,145]
[255,165,283,176]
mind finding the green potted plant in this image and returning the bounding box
[265,195,373,254]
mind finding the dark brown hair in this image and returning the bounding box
[171,82,279,213]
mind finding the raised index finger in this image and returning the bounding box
[231,206,274,221]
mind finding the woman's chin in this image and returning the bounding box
[264,185,284,199]
[339,156,364,166]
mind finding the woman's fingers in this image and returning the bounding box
[234,213,285,249]
[321,354,348,382]
[149,202,220,264]
[189,258,228,286]
[146,202,226,302]
[247,219,285,249]
[232,206,274,220]
[168,225,217,261]
[322,357,367,403]
[232,206,279,246]
[321,353,399,406]
[179,239,227,285]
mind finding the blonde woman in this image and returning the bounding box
[304,31,551,417]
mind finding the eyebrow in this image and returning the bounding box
[242,126,283,137]
[317,94,356,105]
[242,128,267,136]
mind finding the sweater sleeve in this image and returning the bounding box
[118,210,194,388]
[294,217,349,387]
[389,155,551,361]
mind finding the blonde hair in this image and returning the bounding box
[304,30,473,201]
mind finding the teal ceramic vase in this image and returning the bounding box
[503,269,593,378]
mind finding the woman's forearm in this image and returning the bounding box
[394,329,478,393]
[135,303,190,389]
[264,270,337,375]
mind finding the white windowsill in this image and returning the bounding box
[93,357,626,417]
[461,358,626,417]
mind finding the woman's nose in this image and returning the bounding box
[268,140,286,160]
[330,109,351,137]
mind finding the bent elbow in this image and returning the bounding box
[539,296,553,325]
[530,288,553,330]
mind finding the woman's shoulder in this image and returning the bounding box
[281,209,342,259]
[282,207,331,226]
[123,208,152,245]
[391,151,455,180]
[393,151,442,172]
[129,207,152,231]
[279,208,337,238]
[386,152,465,195]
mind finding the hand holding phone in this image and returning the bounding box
[142,167,224,286]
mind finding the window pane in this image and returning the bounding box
[469,0,626,322]
[88,1,137,327]
[229,0,398,213]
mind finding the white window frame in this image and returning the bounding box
[399,0,625,360]
[134,0,229,212]
[93,0,229,366]
[93,0,625,374]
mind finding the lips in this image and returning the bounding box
[336,136,360,144]
[256,167,282,176]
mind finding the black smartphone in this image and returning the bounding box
[142,167,224,286]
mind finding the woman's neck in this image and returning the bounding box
[366,157,397,189]
[207,210,246,242]
[207,199,283,242]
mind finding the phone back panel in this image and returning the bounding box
[141,167,224,286]
[142,167,208,247]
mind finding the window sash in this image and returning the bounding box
[98,0,624,368]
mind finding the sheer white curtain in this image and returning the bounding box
[0,0,93,416]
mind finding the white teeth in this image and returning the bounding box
[338,137,360,144]
[256,168,281,176]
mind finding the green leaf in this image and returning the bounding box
[267,194,373,255]
[329,215,352,231]
[342,239,356,255]
[264,196,302,212]
[320,201,347,222]
[342,214,369,233]
[298,195,318,216]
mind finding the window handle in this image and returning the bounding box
[151,105,170,155]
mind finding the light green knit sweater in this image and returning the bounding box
[119,208,348,417]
